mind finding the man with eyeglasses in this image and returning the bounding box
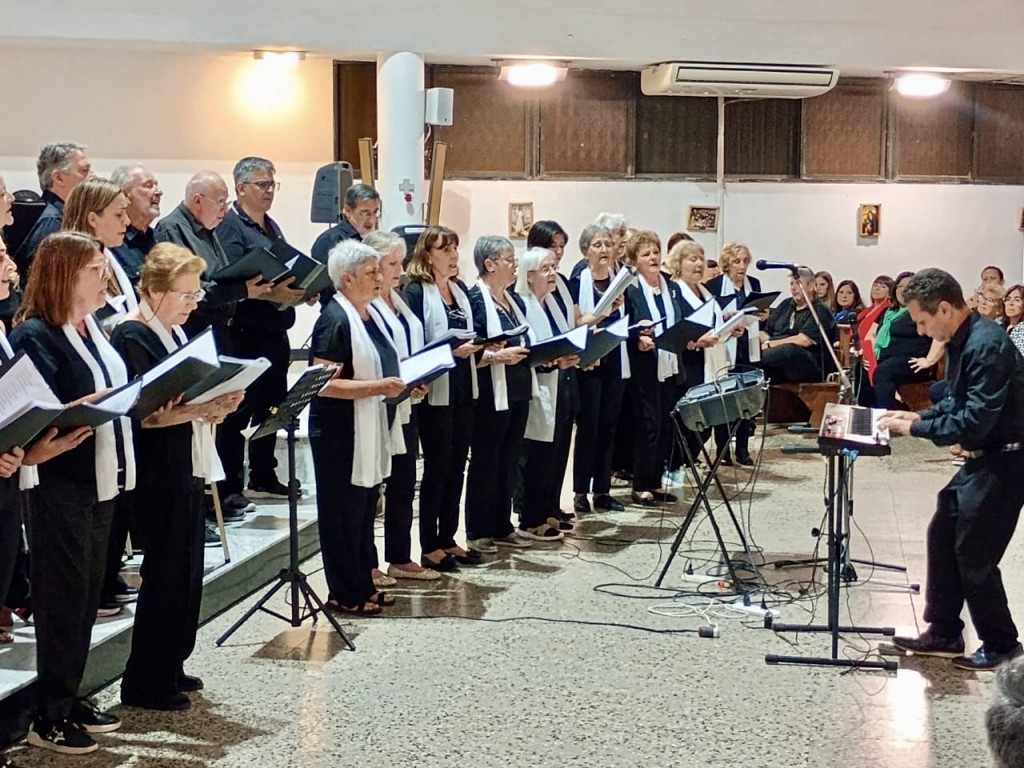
[109,164,163,289]
[215,157,306,502]
[311,184,381,264]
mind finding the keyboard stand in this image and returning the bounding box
[765,447,898,671]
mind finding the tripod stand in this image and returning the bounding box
[216,365,355,650]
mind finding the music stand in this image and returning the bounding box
[216,365,355,650]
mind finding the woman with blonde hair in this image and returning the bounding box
[815,271,838,314]
[111,243,242,710]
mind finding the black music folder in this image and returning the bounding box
[578,316,630,369]
[655,318,714,354]
[51,380,143,430]
[210,247,289,284]
[183,356,271,404]
[269,241,333,305]
[741,291,781,312]
[474,324,529,346]
[421,328,477,353]
[385,345,456,405]
[525,326,588,368]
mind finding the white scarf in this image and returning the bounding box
[521,288,561,443]
[368,294,423,456]
[135,299,225,481]
[334,293,391,487]
[0,331,13,361]
[106,248,139,315]
[61,314,136,501]
[717,276,761,364]
[676,279,731,384]
[421,280,478,406]
[638,274,679,382]
[545,272,574,331]
[578,267,631,379]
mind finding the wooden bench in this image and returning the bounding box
[768,381,840,427]
[895,356,946,412]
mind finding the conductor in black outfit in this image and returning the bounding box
[884,268,1024,671]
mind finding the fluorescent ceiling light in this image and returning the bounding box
[499,62,567,87]
[894,73,951,98]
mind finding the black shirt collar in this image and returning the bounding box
[231,201,281,239]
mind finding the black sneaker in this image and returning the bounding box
[222,493,255,513]
[951,643,1024,671]
[246,479,300,500]
[27,718,97,755]
[204,522,222,547]
[70,699,121,733]
[177,672,205,692]
[892,630,965,658]
[207,505,245,523]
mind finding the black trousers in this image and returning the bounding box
[521,372,577,528]
[417,401,474,553]
[466,398,530,540]
[573,372,626,495]
[217,327,290,495]
[381,410,419,566]
[611,396,634,475]
[122,478,204,697]
[28,479,112,722]
[630,374,678,493]
[0,481,21,612]
[760,344,823,384]
[100,490,133,601]
[857,356,931,409]
[311,435,378,607]
[923,453,1024,652]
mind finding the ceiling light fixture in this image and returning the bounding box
[253,50,306,65]
[893,73,951,98]
[498,61,568,87]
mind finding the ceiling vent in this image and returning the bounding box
[641,62,839,99]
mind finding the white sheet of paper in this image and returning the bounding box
[140,329,220,386]
[686,299,717,329]
[0,355,61,425]
[592,268,637,318]
[713,309,758,337]
[602,314,630,339]
[188,356,272,405]
[93,380,143,414]
[399,344,455,385]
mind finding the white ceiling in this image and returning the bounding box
[2,0,1024,77]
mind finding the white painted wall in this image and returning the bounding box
[3,44,1024,346]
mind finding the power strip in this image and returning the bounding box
[677,572,733,591]
[726,600,781,620]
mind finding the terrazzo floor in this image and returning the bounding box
[3,426,1015,768]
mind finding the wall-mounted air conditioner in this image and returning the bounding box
[640,62,839,99]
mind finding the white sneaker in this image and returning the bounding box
[493,532,532,548]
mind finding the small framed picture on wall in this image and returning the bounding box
[687,206,719,233]
[508,202,534,239]
[859,204,881,238]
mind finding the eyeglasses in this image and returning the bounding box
[85,256,112,276]
[244,180,280,192]
[173,289,206,303]
[199,193,229,209]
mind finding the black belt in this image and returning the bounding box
[964,442,1024,459]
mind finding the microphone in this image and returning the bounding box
[755,259,803,273]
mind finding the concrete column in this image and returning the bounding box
[376,51,425,229]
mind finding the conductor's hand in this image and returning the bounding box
[261,277,306,306]
[376,377,407,399]
[453,342,482,360]
[638,336,656,352]
[878,410,920,437]
[24,426,93,466]
[246,275,273,299]
[0,446,25,479]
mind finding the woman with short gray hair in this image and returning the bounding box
[465,236,535,551]
[310,240,405,616]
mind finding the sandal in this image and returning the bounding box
[326,599,382,617]
[517,523,564,541]
[631,492,657,507]
[369,591,396,607]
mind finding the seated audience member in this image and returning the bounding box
[859,271,944,408]
[363,231,439,581]
[513,247,580,539]
[571,224,630,513]
[14,143,91,277]
[465,236,535,548]
[310,240,403,616]
[834,279,865,323]
[815,271,838,314]
[112,244,242,711]
[987,654,1024,768]
[975,282,1006,325]
[12,232,135,755]
[624,231,683,506]
[982,265,1005,287]
[1004,284,1024,357]
[758,266,837,384]
[109,164,162,286]
[402,226,482,571]
[857,274,894,382]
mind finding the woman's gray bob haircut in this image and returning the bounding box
[328,239,379,288]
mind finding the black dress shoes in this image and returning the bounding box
[593,494,625,512]
[421,554,459,572]
[630,492,657,507]
[892,630,965,658]
[735,451,754,466]
[446,549,484,566]
[951,643,1024,671]
[121,689,191,711]
[177,673,204,692]
[573,494,591,514]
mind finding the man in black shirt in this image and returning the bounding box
[310,183,381,263]
[884,268,1024,670]
[109,164,162,287]
[758,267,836,383]
[215,158,305,501]
[14,143,92,277]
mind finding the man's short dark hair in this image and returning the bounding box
[37,142,86,190]
[984,265,1005,281]
[344,183,380,209]
[902,268,966,313]
[233,156,275,185]
[987,656,1024,767]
